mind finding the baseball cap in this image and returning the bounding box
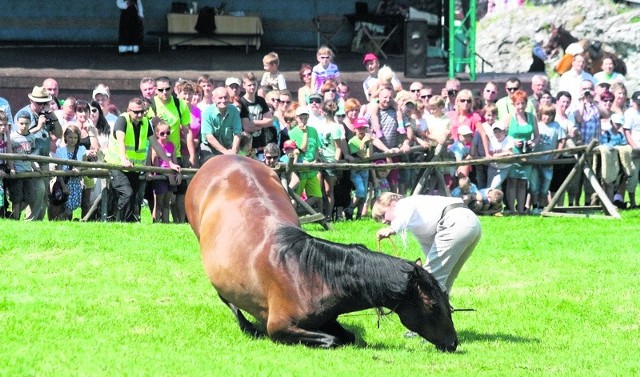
[458,125,473,135]
[492,123,506,131]
[92,84,110,100]
[283,140,298,150]
[309,93,323,101]
[362,53,378,65]
[225,77,241,87]
[295,107,310,116]
[353,117,370,129]
[610,113,624,125]
[632,91,640,103]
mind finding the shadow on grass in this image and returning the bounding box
[458,329,540,344]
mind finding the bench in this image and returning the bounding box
[147,30,261,54]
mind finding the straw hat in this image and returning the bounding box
[28,86,52,103]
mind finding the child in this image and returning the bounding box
[311,46,340,94]
[475,187,505,216]
[470,104,498,188]
[345,117,373,220]
[51,125,87,220]
[0,111,15,216]
[487,123,515,190]
[260,51,287,91]
[151,121,180,223]
[367,67,406,137]
[451,175,479,208]
[238,131,254,157]
[279,139,301,191]
[529,104,565,215]
[448,124,473,178]
[8,113,43,220]
[424,95,452,147]
[371,159,391,203]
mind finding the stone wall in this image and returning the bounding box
[476,0,640,91]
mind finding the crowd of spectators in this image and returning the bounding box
[0,48,638,222]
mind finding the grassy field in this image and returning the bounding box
[1,211,639,376]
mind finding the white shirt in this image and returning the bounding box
[390,196,464,253]
[558,69,596,108]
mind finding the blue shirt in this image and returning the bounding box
[0,97,12,125]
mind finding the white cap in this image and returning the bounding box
[225,77,241,86]
[295,107,310,116]
[92,84,110,100]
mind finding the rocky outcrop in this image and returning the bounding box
[476,0,640,90]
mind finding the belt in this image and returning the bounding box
[440,202,466,220]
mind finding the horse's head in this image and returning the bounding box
[395,264,458,352]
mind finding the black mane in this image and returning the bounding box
[275,226,416,307]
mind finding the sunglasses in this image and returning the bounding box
[157,88,171,92]
[447,89,458,96]
[325,89,337,93]
[158,131,171,137]
[302,72,312,77]
[129,109,145,115]
[421,94,433,99]
[309,98,322,104]
[506,87,518,92]
[278,100,292,104]
[459,98,472,103]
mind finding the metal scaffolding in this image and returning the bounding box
[448,0,477,80]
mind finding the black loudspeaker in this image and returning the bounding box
[404,21,429,78]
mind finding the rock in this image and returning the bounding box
[477,0,640,91]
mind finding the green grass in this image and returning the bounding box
[1,212,639,376]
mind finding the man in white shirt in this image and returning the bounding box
[373,193,482,295]
[558,55,596,108]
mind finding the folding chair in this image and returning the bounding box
[356,21,400,59]
[313,15,347,50]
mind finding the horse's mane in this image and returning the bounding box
[276,226,430,306]
[275,226,415,307]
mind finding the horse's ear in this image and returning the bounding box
[414,258,423,268]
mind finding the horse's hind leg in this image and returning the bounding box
[320,320,356,345]
[267,316,345,348]
[218,294,263,338]
[269,325,343,348]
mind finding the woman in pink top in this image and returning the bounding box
[447,89,484,177]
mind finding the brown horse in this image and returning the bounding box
[185,155,458,351]
[544,24,627,75]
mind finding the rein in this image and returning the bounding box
[377,237,399,256]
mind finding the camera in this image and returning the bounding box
[39,110,56,131]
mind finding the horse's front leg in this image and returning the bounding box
[218,294,263,338]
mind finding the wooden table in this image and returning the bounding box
[164,13,263,52]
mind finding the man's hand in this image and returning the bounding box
[169,161,181,172]
[121,158,133,168]
[377,227,395,240]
